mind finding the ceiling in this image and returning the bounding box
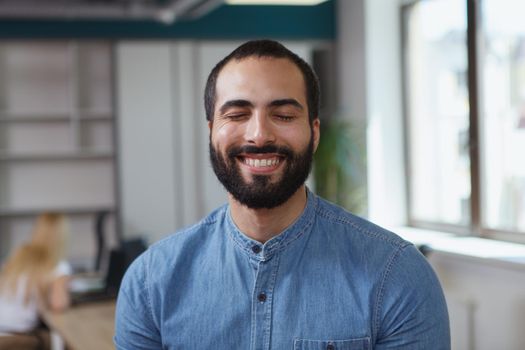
[0,0,225,23]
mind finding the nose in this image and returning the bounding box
[244,112,276,146]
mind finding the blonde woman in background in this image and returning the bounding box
[0,213,72,350]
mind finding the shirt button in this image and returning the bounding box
[251,245,261,254]
[326,344,335,350]
[257,292,267,302]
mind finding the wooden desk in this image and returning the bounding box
[40,300,115,350]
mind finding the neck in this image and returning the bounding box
[229,186,308,243]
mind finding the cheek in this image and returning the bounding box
[282,125,312,149]
[211,126,240,157]
[214,127,232,141]
[212,122,241,143]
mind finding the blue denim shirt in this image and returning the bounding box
[115,191,450,349]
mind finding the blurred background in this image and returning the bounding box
[0,0,524,349]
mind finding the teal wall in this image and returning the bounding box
[0,1,335,39]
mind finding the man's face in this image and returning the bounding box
[209,57,320,209]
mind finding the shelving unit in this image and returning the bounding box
[0,41,118,268]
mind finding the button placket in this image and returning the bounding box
[250,255,280,350]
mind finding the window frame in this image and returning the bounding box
[401,0,525,244]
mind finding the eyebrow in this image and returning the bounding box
[219,100,254,115]
[268,99,304,110]
[219,98,304,115]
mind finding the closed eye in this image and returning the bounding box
[226,113,249,121]
[275,115,295,121]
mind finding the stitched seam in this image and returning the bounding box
[266,193,318,255]
[373,245,406,341]
[315,205,410,247]
[250,261,262,349]
[227,215,314,260]
[144,249,159,333]
[271,220,312,255]
[263,255,280,349]
[227,227,259,259]
[267,196,318,256]
[152,217,219,251]
[226,197,317,261]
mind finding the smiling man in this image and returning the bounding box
[114,40,450,349]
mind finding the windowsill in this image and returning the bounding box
[393,226,525,271]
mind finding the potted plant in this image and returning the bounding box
[314,118,368,216]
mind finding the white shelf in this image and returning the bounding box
[0,41,117,267]
[394,226,525,271]
[0,206,115,218]
[0,114,113,123]
[78,115,113,121]
[0,115,71,123]
[0,151,114,162]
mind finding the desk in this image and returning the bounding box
[40,301,115,350]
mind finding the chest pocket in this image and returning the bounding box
[293,337,370,350]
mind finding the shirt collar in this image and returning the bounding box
[225,188,317,262]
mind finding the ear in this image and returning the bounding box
[312,118,320,152]
[208,120,213,132]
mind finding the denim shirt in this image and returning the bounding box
[115,191,450,349]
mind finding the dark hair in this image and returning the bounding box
[204,39,320,123]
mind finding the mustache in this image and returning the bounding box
[227,145,293,158]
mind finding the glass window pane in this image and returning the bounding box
[481,0,525,232]
[405,0,470,225]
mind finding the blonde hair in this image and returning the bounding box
[0,213,67,304]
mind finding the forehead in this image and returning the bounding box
[215,57,306,107]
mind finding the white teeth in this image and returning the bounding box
[244,157,280,168]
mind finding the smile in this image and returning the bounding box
[242,157,280,168]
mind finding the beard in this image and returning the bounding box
[209,134,314,209]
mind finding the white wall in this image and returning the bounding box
[429,252,525,350]
[117,43,181,244]
[336,0,406,227]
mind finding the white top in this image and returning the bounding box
[0,260,72,334]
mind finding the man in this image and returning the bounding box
[114,40,450,349]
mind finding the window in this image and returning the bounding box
[403,0,525,240]
[404,0,470,227]
[480,0,525,233]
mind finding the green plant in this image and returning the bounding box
[314,119,368,216]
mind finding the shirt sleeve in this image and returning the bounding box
[374,244,451,349]
[114,250,162,349]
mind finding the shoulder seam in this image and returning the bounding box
[144,249,159,332]
[373,244,409,341]
[151,216,219,250]
[315,205,410,247]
